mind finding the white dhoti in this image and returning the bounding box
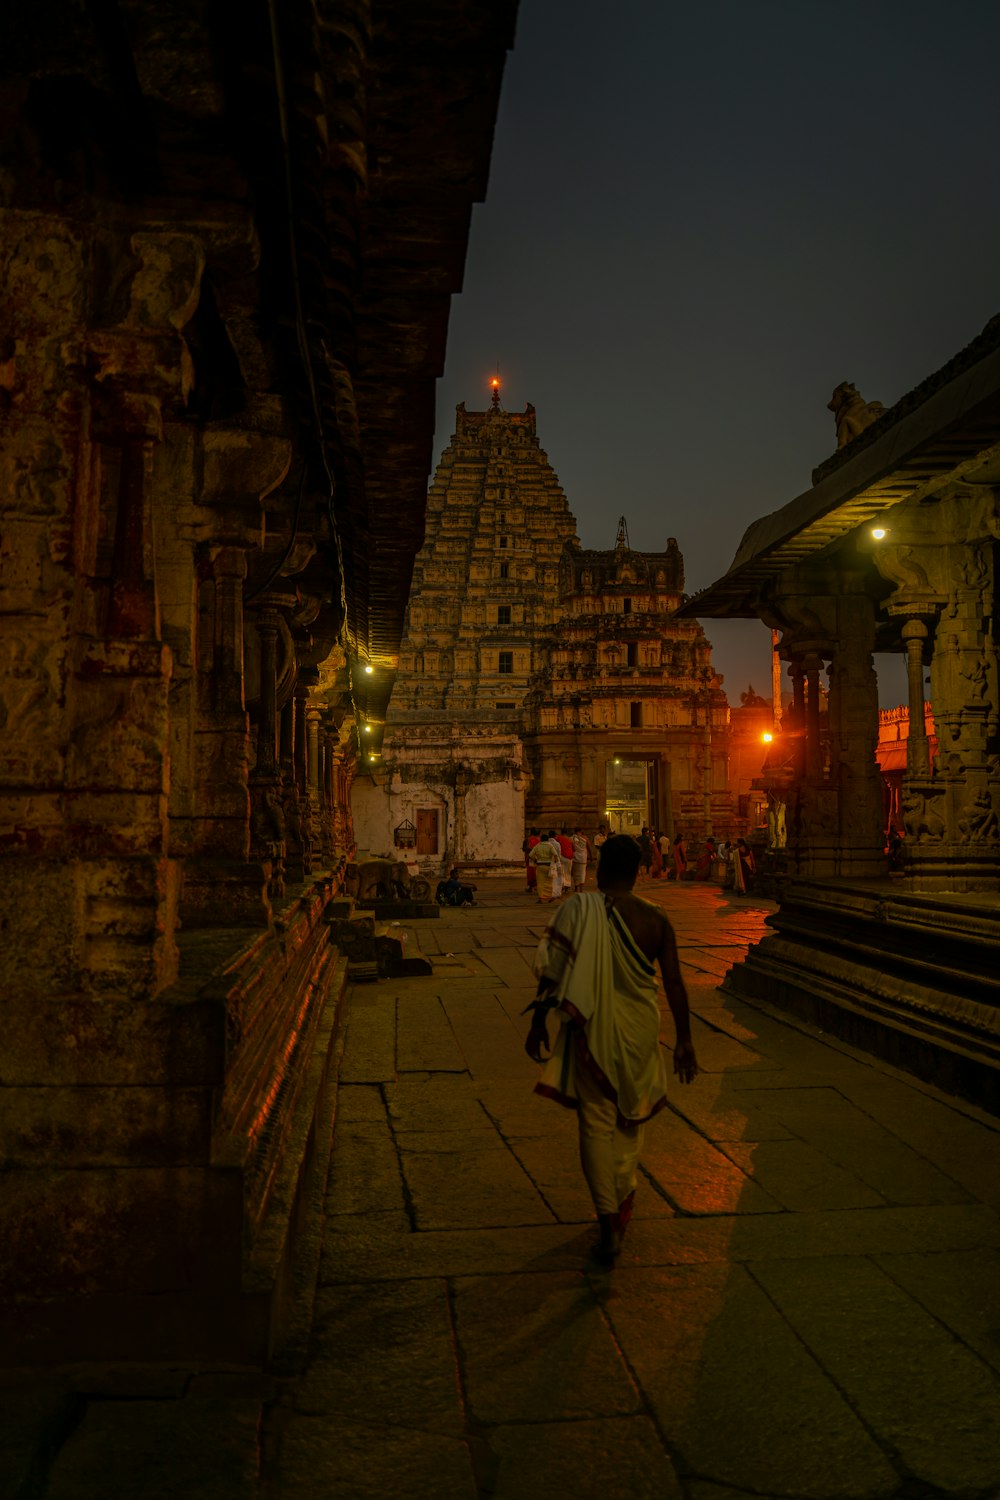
[532,892,667,1223]
[575,1060,644,1217]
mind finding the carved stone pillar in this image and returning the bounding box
[279,696,294,770]
[827,588,883,877]
[109,439,159,639]
[902,619,930,778]
[803,654,824,782]
[873,502,999,891]
[294,683,310,796]
[307,708,321,799]
[255,611,279,780]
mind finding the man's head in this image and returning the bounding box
[596,834,642,891]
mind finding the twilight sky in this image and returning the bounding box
[434,0,1000,707]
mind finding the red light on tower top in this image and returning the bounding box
[489,372,501,409]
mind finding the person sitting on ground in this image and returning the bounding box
[435,868,476,906]
[524,834,699,1265]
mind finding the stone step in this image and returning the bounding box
[328,912,433,979]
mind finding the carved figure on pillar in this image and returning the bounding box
[958,788,999,841]
[902,786,946,842]
[281,774,312,881]
[251,783,287,898]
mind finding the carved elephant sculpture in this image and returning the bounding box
[349,858,412,902]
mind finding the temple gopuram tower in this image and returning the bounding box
[352,385,578,860]
[352,388,733,866]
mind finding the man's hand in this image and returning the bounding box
[525,1020,550,1064]
[673,1039,698,1084]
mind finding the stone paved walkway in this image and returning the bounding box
[260,877,1000,1500]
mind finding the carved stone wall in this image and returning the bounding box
[0,1,517,1363]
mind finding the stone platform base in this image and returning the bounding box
[724,877,1000,1116]
[3,879,349,1368]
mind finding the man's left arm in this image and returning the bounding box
[657,916,698,1083]
[523,978,559,1063]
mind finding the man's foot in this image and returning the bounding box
[594,1213,621,1265]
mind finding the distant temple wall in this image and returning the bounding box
[351,770,524,864]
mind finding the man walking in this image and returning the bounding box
[525,835,698,1263]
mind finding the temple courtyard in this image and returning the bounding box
[4,877,997,1498]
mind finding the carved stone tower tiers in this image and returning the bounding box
[352,396,733,864]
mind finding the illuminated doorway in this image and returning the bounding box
[605,757,650,833]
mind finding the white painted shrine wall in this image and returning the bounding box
[350,778,396,858]
[463,777,524,861]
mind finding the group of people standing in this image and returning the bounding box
[634,826,689,881]
[524,828,594,902]
[525,823,758,897]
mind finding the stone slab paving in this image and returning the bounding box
[12,879,1000,1498]
[259,877,1000,1500]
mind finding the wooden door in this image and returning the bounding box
[415,808,439,856]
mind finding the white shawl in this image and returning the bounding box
[533,892,668,1124]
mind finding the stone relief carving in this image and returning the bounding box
[954,545,989,595]
[872,544,931,594]
[0,635,50,738]
[902,786,946,842]
[12,437,66,516]
[828,383,886,449]
[961,655,989,703]
[958,789,999,841]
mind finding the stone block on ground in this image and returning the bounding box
[44,1396,261,1500]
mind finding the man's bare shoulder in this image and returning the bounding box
[610,892,674,958]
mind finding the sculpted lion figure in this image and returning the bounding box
[828,382,886,449]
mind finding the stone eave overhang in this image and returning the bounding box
[679,330,1000,622]
[345,5,519,699]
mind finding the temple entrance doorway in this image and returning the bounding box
[605,757,656,833]
[415,808,440,855]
